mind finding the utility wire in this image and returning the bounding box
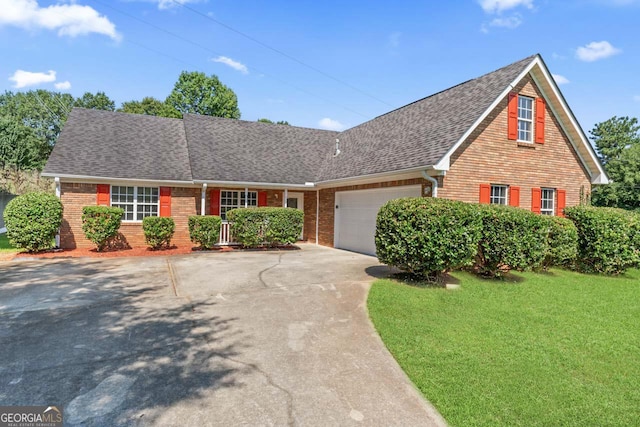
[91,0,370,118]
[170,0,393,108]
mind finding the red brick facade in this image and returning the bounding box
[438,76,591,208]
[57,75,593,250]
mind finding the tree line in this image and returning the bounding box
[0,71,288,171]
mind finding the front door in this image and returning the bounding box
[286,192,304,240]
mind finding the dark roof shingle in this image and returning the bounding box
[43,55,537,184]
[43,108,192,182]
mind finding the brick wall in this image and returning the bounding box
[59,183,199,249]
[316,178,430,247]
[438,75,591,208]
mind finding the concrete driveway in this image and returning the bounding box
[0,244,446,426]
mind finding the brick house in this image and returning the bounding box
[42,54,608,255]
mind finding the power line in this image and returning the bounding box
[170,0,394,108]
[91,0,370,118]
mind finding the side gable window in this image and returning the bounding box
[540,188,555,216]
[517,96,534,142]
[490,184,508,205]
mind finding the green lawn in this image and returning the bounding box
[368,269,640,427]
[0,232,17,252]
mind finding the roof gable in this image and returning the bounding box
[317,55,537,182]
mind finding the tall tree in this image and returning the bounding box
[74,91,116,111]
[0,118,47,170]
[258,118,290,125]
[166,71,240,119]
[119,97,181,118]
[590,116,640,210]
[0,90,75,159]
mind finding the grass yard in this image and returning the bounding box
[0,232,17,252]
[368,269,640,427]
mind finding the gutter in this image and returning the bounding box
[193,180,315,189]
[421,171,439,197]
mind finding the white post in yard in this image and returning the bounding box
[284,188,288,208]
[245,187,248,208]
[55,177,61,248]
[201,183,207,215]
[315,189,319,245]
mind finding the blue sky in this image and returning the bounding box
[0,0,638,135]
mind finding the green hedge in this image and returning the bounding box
[3,192,62,252]
[188,215,222,249]
[375,197,483,278]
[476,204,548,277]
[142,216,175,250]
[227,207,303,248]
[564,206,638,274]
[82,206,124,251]
[541,216,579,270]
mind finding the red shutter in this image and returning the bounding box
[535,97,545,144]
[97,184,110,206]
[258,191,268,207]
[509,186,520,207]
[531,188,541,214]
[508,93,518,140]
[556,189,566,217]
[159,187,171,217]
[479,184,491,204]
[210,189,220,216]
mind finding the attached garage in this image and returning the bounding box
[334,185,422,255]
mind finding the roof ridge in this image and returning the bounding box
[184,113,340,134]
[338,54,538,134]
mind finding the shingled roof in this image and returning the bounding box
[43,108,192,182]
[44,55,539,185]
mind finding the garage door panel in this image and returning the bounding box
[335,186,421,256]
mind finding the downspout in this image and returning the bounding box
[55,177,61,247]
[421,171,438,198]
[315,190,319,245]
[201,183,207,215]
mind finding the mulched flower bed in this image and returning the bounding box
[12,244,300,260]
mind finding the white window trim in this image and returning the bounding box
[219,189,258,221]
[517,95,535,143]
[541,188,555,216]
[110,185,160,223]
[490,184,509,205]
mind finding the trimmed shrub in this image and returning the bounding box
[188,215,222,249]
[565,206,637,275]
[82,206,124,251]
[142,216,175,250]
[476,204,548,277]
[625,210,640,268]
[3,192,62,252]
[227,207,303,248]
[541,216,578,270]
[375,197,483,278]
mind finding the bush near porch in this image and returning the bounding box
[81,206,124,251]
[227,207,303,248]
[3,192,62,252]
[188,215,222,249]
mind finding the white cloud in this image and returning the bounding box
[54,80,71,90]
[488,15,522,28]
[133,0,203,10]
[318,118,345,131]
[576,41,621,62]
[478,0,534,13]
[9,69,56,88]
[0,0,120,40]
[552,74,570,85]
[211,56,249,74]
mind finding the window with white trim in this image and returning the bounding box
[541,188,555,216]
[490,185,508,205]
[111,186,158,221]
[517,96,534,142]
[220,190,258,220]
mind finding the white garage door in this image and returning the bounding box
[334,185,421,256]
